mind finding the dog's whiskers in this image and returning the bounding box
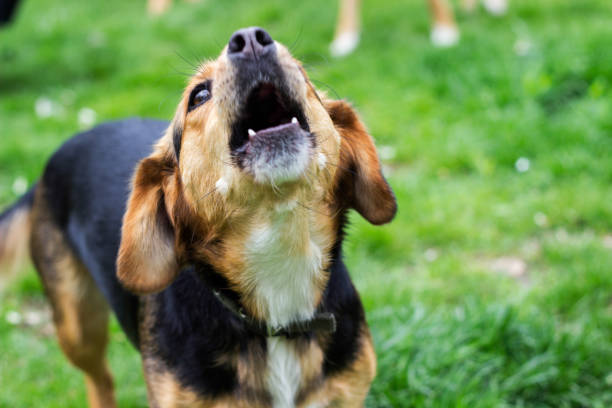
[288,26,304,55]
[174,51,200,71]
[310,78,341,100]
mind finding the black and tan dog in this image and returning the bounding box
[0,27,396,407]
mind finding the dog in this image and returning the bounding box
[330,0,509,56]
[0,27,396,407]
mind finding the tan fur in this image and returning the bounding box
[30,188,117,408]
[325,99,397,225]
[300,330,376,408]
[0,207,31,290]
[296,339,326,402]
[117,152,180,294]
[147,371,272,408]
[147,371,212,407]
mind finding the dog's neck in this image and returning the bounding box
[237,201,332,328]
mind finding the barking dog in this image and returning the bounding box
[0,27,396,407]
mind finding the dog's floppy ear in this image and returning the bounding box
[117,150,180,294]
[326,99,397,225]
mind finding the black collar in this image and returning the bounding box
[211,289,336,338]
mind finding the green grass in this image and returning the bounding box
[1,0,612,406]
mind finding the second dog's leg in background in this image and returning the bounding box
[148,0,173,15]
[330,0,360,57]
[428,0,460,47]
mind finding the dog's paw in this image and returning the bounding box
[330,31,360,58]
[430,23,460,48]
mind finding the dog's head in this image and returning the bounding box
[117,27,396,294]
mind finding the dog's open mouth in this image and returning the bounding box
[230,83,313,183]
[231,83,309,152]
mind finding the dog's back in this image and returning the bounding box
[1,118,168,345]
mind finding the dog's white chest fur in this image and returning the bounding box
[244,206,323,407]
[245,206,322,328]
[266,337,302,408]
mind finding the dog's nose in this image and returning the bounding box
[227,27,275,60]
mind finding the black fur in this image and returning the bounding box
[173,125,183,162]
[13,118,367,400]
[39,118,168,346]
[150,265,271,403]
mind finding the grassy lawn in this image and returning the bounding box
[1,0,612,406]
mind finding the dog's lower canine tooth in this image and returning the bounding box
[248,129,256,137]
[291,117,298,124]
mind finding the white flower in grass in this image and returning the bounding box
[533,212,548,227]
[514,39,533,57]
[35,97,54,118]
[378,145,396,161]
[490,257,527,279]
[12,176,28,196]
[515,157,530,173]
[555,228,569,242]
[87,31,106,48]
[424,248,439,262]
[5,310,22,325]
[454,306,465,320]
[78,107,97,128]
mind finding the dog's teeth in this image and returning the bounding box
[291,117,298,124]
[248,129,256,137]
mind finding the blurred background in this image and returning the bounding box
[1,0,611,406]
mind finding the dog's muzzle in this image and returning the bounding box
[226,27,313,184]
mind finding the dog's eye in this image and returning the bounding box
[188,81,212,112]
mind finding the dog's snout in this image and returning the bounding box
[228,27,275,60]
